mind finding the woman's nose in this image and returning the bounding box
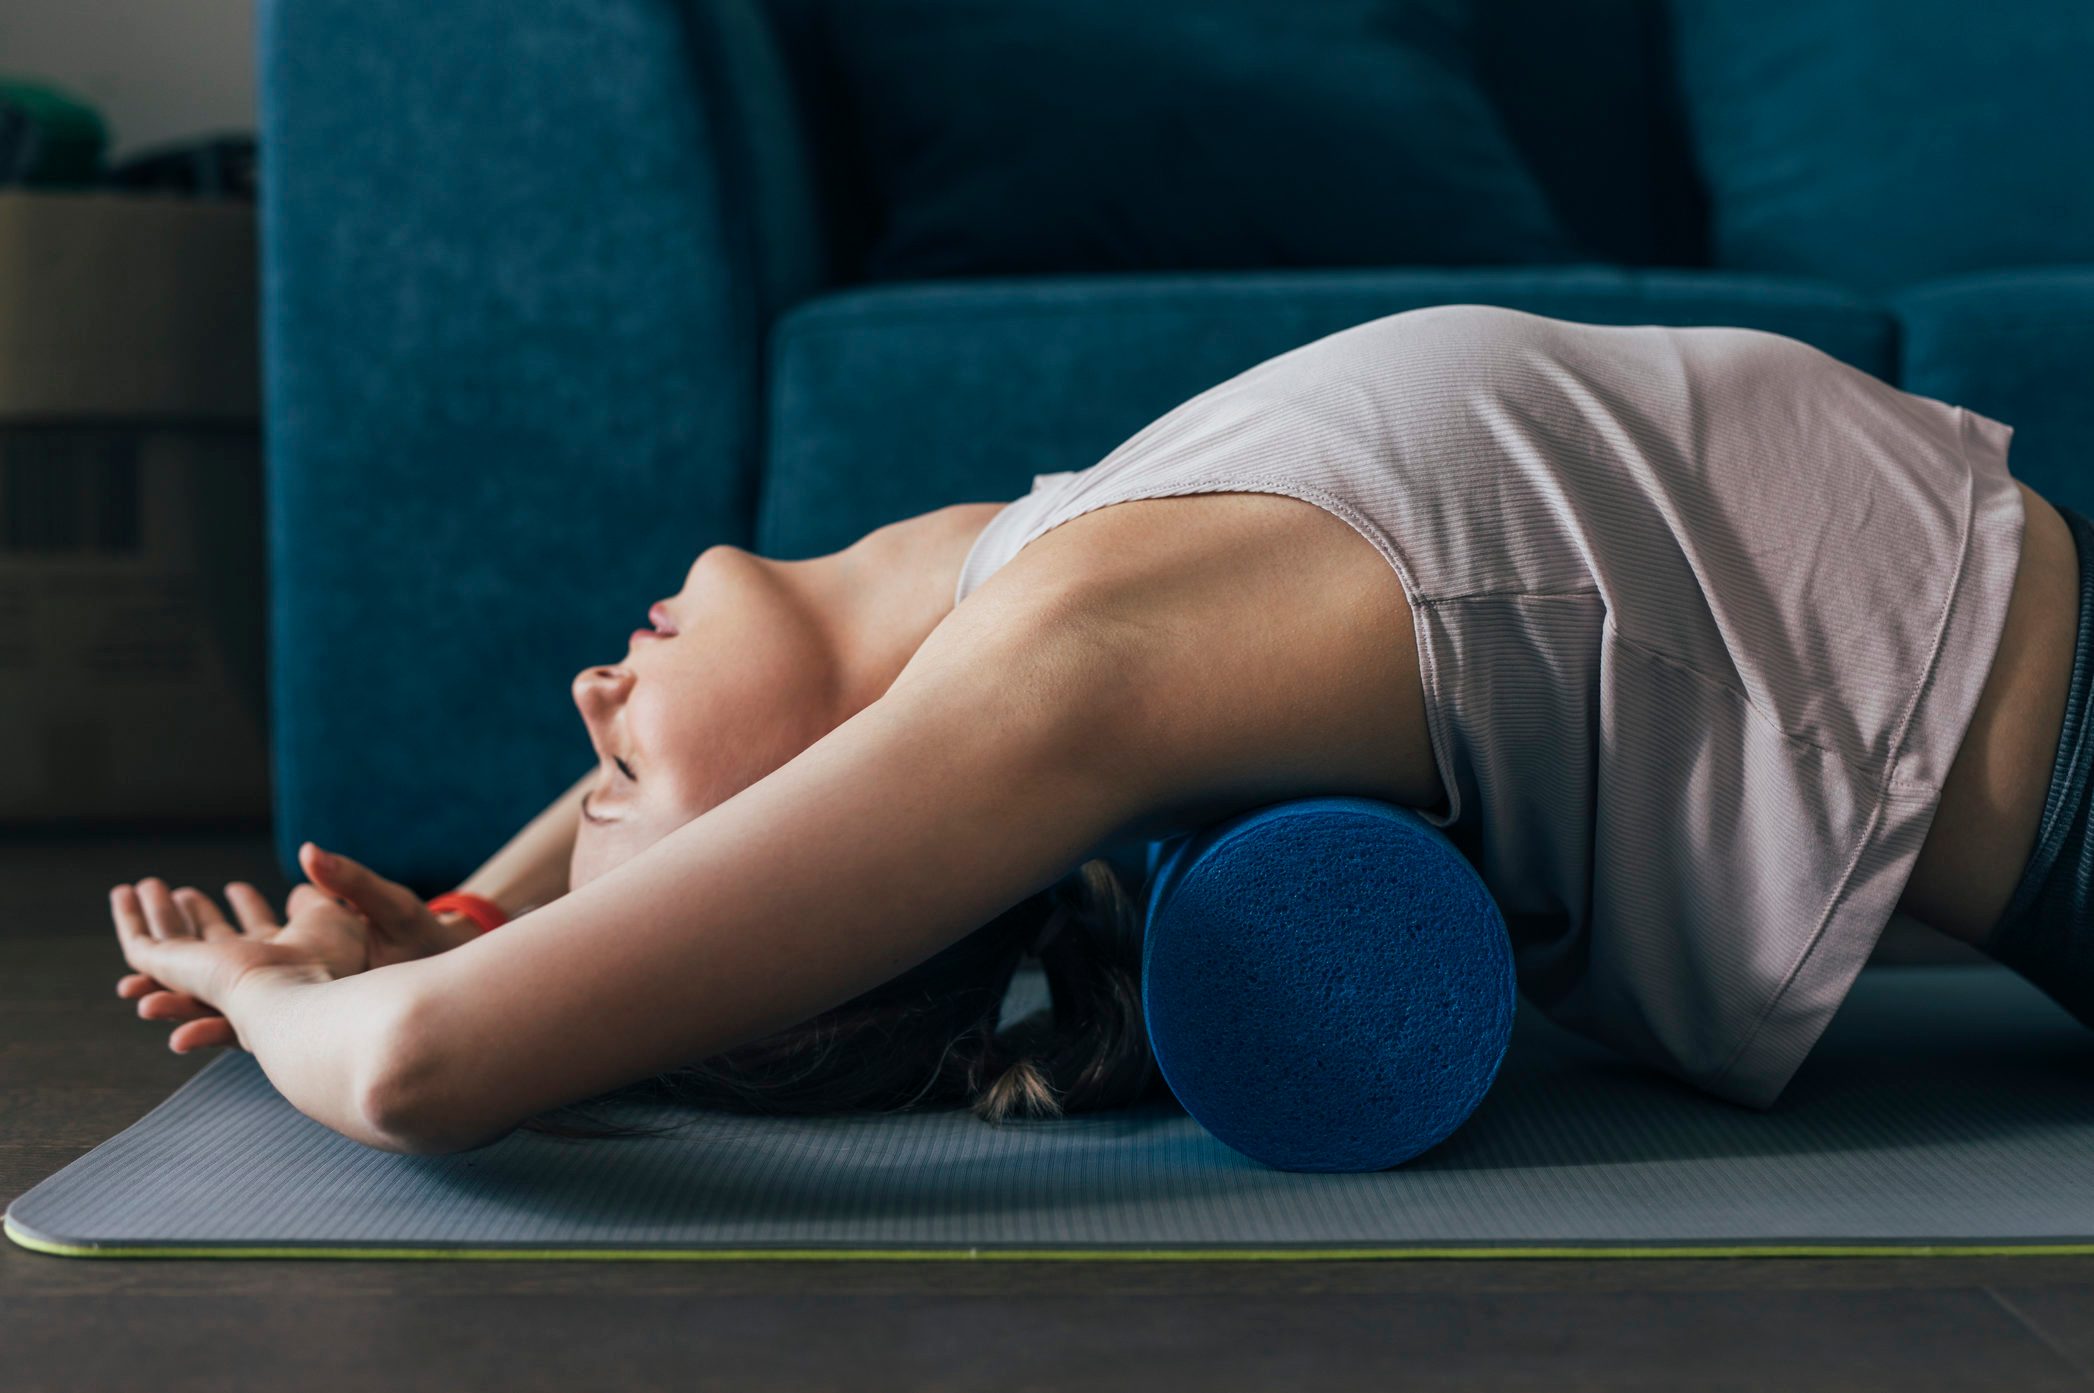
[571,665,635,725]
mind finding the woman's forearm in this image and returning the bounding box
[451,770,592,916]
[226,960,445,1153]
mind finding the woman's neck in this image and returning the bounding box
[791,502,1007,718]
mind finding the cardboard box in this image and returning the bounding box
[0,190,265,823]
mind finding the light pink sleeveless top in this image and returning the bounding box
[955,304,2024,1109]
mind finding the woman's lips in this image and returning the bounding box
[632,602,679,644]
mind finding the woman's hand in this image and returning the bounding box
[111,876,372,1054]
[294,843,485,968]
[113,844,480,1052]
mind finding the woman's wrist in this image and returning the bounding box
[427,892,509,937]
[428,910,488,954]
[224,958,328,1047]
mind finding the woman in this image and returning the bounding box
[109,304,2091,1154]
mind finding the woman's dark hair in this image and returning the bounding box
[523,858,1165,1138]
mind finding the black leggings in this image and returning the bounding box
[1983,499,2094,1026]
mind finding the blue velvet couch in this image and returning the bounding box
[259,0,2094,884]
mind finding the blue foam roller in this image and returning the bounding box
[1140,796,1517,1172]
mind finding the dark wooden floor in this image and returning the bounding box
[4,833,2092,1393]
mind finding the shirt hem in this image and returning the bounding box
[1704,407,2026,1108]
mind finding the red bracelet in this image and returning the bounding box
[426,892,509,935]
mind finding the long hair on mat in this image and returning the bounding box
[521,858,1166,1139]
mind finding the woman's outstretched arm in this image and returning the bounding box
[138,491,1438,1151]
[221,590,1155,1153]
[449,769,592,918]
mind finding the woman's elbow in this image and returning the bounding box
[356,1085,516,1156]
[350,1000,515,1156]
[354,1073,510,1156]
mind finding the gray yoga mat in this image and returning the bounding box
[9,965,2094,1259]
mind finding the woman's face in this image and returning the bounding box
[568,545,838,889]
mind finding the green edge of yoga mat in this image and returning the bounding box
[14,1218,2094,1262]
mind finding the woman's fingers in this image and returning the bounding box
[109,883,252,1039]
[225,882,281,937]
[110,884,150,945]
[109,885,183,995]
[168,1016,237,1053]
[137,989,218,1023]
[300,843,412,924]
[174,887,240,942]
[136,878,191,941]
[109,886,169,985]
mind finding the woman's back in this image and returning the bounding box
[954,303,2029,1109]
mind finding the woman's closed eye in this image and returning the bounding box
[581,759,636,824]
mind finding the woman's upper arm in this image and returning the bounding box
[387,604,1151,1151]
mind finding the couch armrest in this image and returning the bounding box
[260,0,826,884]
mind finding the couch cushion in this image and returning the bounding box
[758,267,1894,559]
[1895,270,2094,518]
[799,0,1582,281]
[1668,0,2094,292]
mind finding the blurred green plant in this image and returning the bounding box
[0,76,108,187]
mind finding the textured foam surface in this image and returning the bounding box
[1141,799,1516,1172]
[11,966,2094,1257]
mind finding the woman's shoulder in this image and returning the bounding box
[948,489,1446,825]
